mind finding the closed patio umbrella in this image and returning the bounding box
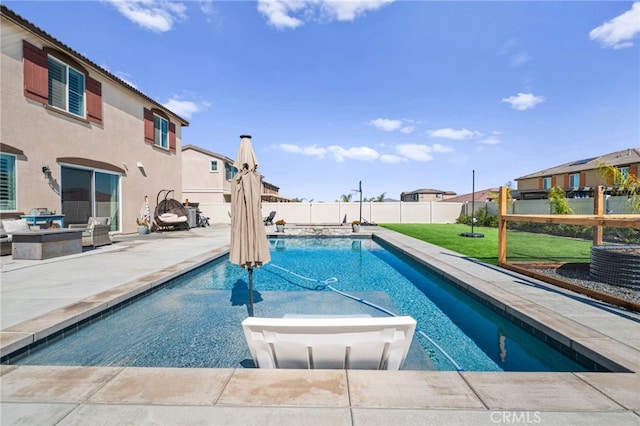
[229,135,271,316]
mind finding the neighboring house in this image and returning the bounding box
[262,181,289,202]
[181,144,289,206]
[400,188,456,202]
[182,145,236,204]
[446,188,499,203]
[514,148,640,200]
[0,6,188,233]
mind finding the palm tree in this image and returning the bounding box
[375,192,386,202]
[339,193,353,202]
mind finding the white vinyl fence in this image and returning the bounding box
[201,201,465,225]
[200,196,635,225]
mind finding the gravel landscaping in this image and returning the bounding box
[528,263,640,306]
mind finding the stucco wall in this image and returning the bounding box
[1,20,184,233]
[182,148,231,204]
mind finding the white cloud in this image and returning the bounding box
[257,0,304,29]
[590,2,640,49]
[427,128,474,140]
[380,154,407,164]
[199,0,215,16]
[510,52,531,66]
[400,126,415,134]
[105,0,187,33]
[369,118,402,131]
[257,0,393,30]
[163,97,209,119]
[321,0,394,21]
[479,131,502,145]
[432,143,453,153]
[501,92,545,111]
[327,146,380,162]
[395,144,433,161]
[275,144,327,159]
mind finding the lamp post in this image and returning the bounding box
[460,170,484,238]
[358,180,362,223]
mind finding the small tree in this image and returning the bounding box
[597,162,639,213]
[548,186,573,214]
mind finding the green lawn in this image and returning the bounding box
[380,223,592,265]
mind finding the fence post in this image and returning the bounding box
[498,186,507,265]
[593,186,604,246]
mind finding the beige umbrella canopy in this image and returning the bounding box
[229,135,271,316]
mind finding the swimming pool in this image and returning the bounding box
[9,237,591,371]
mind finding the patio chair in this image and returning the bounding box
[68,217,112,247]
[242,315,416,370]
[263,211,276,226]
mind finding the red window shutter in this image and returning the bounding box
[169,122,176,153]
[86,76,102,124]
[580,172,586,187]
[23,40,48,104]
[143,108,154,144]
[538,178,543,189]
[630,165,637,180]
[551,176,556,187]
[563,174,569,188]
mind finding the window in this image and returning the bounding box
[0,154,17,211]
[23,41,102,123]
[411,194,419,201]
[143,108,176,152]
[48,56,85,117]
[542,177,552,189]
[153,114,168,149]
[616,167,629,184]
[569,173,580,187]
[210,160,218,172]
[225,162,236,180]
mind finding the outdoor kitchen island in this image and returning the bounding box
[11,229,83,260]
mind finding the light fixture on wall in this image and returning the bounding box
[42,166,52,179]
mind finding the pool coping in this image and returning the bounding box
[1,227,639,422]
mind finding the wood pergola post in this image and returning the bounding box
[593,186,604,246]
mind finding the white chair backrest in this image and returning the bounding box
[242,316,416,370]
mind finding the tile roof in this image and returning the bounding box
[515,148,640,180]
[445,188,499,203]
[182,144,234,163]
[401,188,456,196]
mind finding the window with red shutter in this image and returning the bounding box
[143,108,154,144]
[86,76,102,125]
[23,40,48,104]
[169,122,176,153]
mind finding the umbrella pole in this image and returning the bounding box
[248,267,254,317]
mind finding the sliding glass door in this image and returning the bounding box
[61,166,120,231]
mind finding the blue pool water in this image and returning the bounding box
[13,237,589,371]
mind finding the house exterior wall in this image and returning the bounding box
[1,12,186,233]
[400,192,456,202]
[516,154,639,193]
[182,148,233,205]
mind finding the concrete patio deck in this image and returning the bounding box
[1,224,639,425]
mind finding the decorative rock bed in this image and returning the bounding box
[590,245,640,288]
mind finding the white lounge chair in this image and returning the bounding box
[242,315,416,370]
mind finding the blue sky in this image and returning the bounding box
[7,1,640,201]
